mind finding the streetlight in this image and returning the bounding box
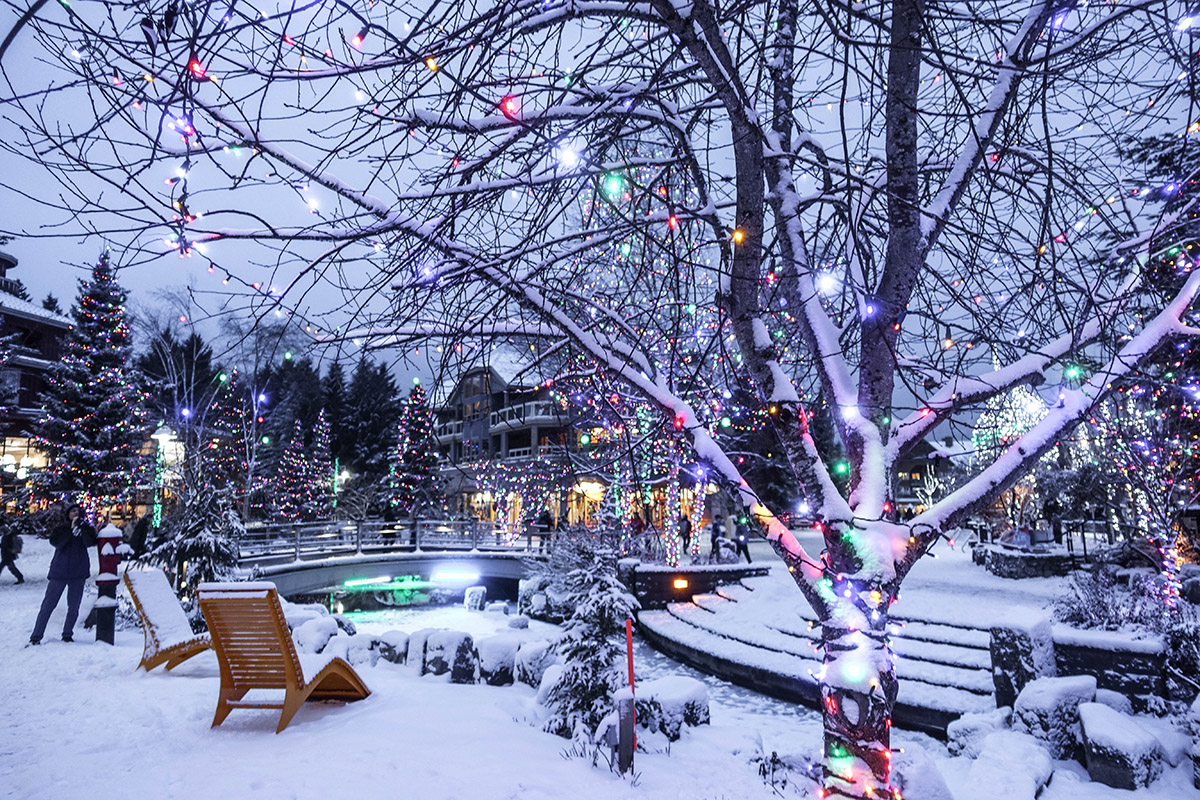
[151,425,177,528]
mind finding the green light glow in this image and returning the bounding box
[603,173,624,197]
[344,576,392,587]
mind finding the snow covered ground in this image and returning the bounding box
[2,536,1197,799]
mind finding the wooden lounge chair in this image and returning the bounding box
[197,582,371,733]
[124,569,212,671]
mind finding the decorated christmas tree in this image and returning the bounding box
[306,408,335,520]
[272,419,309,521]
[34,250,148,503]
[390,380,440,517]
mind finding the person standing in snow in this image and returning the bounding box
[0,522,23,583]
[29,504,96,645]
[733,519,752,564]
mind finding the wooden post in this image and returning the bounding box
[617,691,635,775]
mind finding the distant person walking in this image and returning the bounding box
[29,504,96,645]
[679,514,692,556]
[733,519,752,564]
[0,524,23,583]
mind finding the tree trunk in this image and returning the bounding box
[819,610,898,798]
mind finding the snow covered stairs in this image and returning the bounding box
[638,578,996,737]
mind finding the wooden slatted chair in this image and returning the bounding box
[197,582,371,733]
[124,570,212,671]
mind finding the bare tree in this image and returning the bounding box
[4,0,1200,794]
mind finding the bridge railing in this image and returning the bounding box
[238,518,552,562]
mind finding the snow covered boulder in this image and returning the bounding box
[515,639,555,687]
[282,600,330,630]
[535,663,565,706]
[345,634,382,668]
[331,614,356,636]
[890,746,954,800]
[989,611,1056,708]
[293,616,340,654]
[1013,674,1096,759]
[1094,688,1133,715]
[485,601,509,614]
[476,634,523,686]
[507,614,530,630]
[635,676,710,741]
[376,631,409,664]
[1078,702,1164,789]
[464,585,487,611]
[965,731,1054,800]
[405,628,442,676]
[946,706,1011,758]
[424,631,478,683]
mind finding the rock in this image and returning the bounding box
[281,600,329,630]
[1013,674,1096,759]
[1078,702,1164,789]
[405,628,441,676]
[485,601,509,614]
[535,663,564,706]
[425,630,478,683]
[515,639,555,687]
[989,611,1056,708]
[634,676,709,741]
[507,614,530,629]
[346,634,381,668]
[890,746,955,800]
[947,706,1012,758]
[1182,577,1200,606]
[476,634,522,686]
[517,577,549,616]
[292,616,339,654]
[331,614,356,636]
[1094,688,1133,715]
[376,630,409,664]
[464,585,487,611]
[965,731,1053,800]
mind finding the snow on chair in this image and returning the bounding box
[124,569,213,671]
[197,581,371,733]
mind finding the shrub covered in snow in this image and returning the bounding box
[966,731,1053,800]
[507,614,529,629]
[890,747,955,800]
[539,539,639,740]
[1053,568,1200,699]
[634,676,710,741]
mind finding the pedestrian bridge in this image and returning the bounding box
[239,519,548,596]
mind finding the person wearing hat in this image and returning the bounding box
[29,504,96,645]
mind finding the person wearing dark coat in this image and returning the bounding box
[29,505,96,645]
[0,525,23,583]
[733,520,752,564]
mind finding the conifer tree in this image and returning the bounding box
[307,409,334,519]
[272,419,309,521]
[390,381,440,516]
[34,251,148,502]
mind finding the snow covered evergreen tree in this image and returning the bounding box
[390,381,439,516]
[145,464,242,596]
[34,250,147,503]
[542,540,639,740]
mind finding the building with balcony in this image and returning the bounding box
[0,251,71,491]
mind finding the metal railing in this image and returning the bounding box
[489,401,560,429]
[237,518,554,563]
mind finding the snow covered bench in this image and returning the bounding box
[124,570,212,672]
[197,582,371,733]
